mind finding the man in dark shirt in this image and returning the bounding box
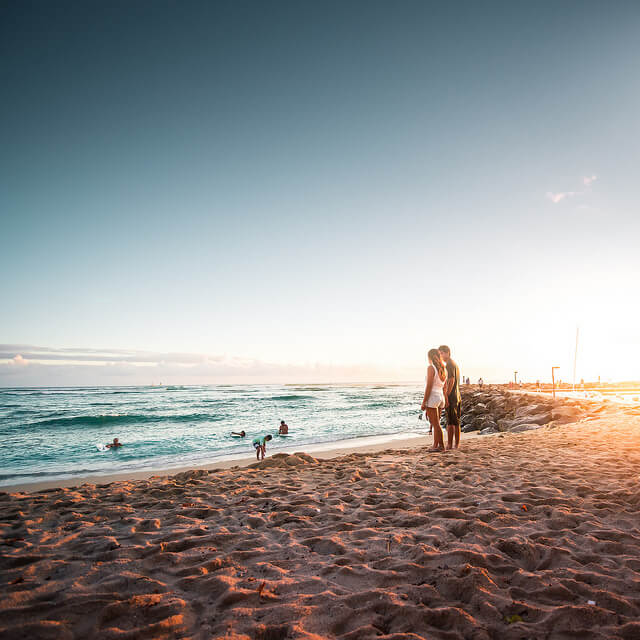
[439,345,462,449]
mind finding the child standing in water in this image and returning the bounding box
[252,434,272,460]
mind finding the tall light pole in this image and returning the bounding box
[514,371,518,385]
[572,326,579,392]
[552,366,560,399]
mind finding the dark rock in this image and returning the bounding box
[510,423,544,433]
[461,413,475,426]
[479,426,497,435]
[497,412,551,431]
[514,403,548,418]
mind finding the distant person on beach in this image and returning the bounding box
[253,434,272,460]
[106,438,123,449]
[439,345,461,450]
[279,420,289,434]
[478,377,484,388]
[421,348,447,451]
[231,430,246,437]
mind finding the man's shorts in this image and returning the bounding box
[446,401,461,426]
[253,442,262,450]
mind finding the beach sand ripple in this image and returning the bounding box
[2,412,640,639]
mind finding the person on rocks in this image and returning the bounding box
[439,345,462,450]
[420,348,447,452]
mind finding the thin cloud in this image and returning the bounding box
[546,191,579,204]
[0,345,211,365]
[546,174,597,203]
[9,354,28,367]
[0,344,415,385]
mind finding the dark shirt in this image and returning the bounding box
[446,358,461,404]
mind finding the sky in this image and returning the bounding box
[1,0,639,386]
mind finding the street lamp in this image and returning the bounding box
[551,366,560,398]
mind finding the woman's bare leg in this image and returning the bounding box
[427,407,444,450]
[437,407,445,449]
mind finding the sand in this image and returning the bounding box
[2,406,640,639]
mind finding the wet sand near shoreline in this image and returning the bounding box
[0,432,452,494]
[2,408,640,639]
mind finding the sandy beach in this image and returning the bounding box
[2,400,640,639]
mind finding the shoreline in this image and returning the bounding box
[1,430,480,493]
[6,385,633,494]
[5,384,624,494]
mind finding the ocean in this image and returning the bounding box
[0,384,428,487]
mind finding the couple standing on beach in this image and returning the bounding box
[421,345,461,451]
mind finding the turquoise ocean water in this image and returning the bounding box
[0,384,427,487]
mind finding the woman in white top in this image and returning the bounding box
[421,348,447,451]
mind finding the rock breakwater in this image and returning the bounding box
[460,386,605,435]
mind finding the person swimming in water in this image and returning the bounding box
[231,430,246,437]
[252,434,272,460]
[278,420,288,434]
[106,437,123,449]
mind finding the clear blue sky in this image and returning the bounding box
[1,1,639,385]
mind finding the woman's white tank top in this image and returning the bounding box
[429,363,446,393]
